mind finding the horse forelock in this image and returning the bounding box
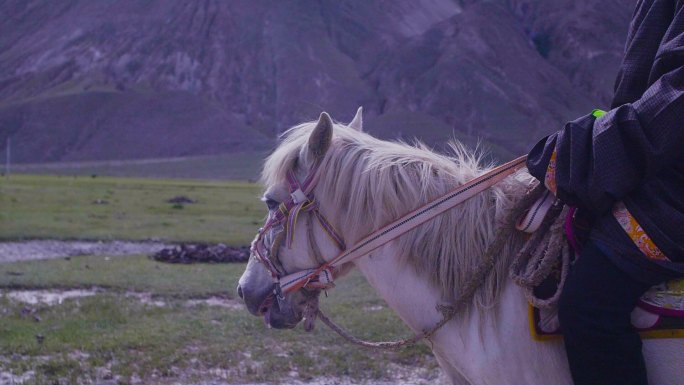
[261,120,530,310]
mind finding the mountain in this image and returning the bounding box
[0,0,635,164]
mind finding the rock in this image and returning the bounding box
[166,196,196,204]
[150,243,249,264]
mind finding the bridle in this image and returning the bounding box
[251,154,529,310]
[250,161,346,301]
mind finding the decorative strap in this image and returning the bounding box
[516,188,556,233]
[282,168,340,249]
[285,201,307,248]
[252,163,347,281]
[280,267,335,293]
[544,150,558,195]
[613,202,669,261]
[251,232,283,280]
[313,210,346,250]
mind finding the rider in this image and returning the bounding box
[526,1,684,384]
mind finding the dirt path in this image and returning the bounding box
[0,240,171,263]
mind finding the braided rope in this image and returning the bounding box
[313,183,549,350]
[509,196,571,309]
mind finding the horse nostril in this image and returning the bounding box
[237,284,244,300]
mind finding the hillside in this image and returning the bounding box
[0,0,635,164]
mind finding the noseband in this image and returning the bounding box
[250,162,346,299]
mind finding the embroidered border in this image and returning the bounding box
[544,149,558,195]
[613,202,669,261]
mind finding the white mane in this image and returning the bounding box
[261,121,532,309]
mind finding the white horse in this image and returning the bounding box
[237,109,684,385]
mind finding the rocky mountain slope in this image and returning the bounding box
[0,0,635,163]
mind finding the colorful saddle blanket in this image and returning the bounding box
[531,278,684,341]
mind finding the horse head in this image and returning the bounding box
[237,108,363,329]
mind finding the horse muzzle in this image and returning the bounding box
[237,279,275,316]
[263,294,301,329]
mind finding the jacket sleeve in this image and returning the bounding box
[527,35,684,214]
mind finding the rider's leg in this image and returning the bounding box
[558,240,657,385]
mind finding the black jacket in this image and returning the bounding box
[527,0,684,281]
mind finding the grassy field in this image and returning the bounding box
[0,174,262,244]
[0,174,439,384]
[8,152,269,182]
[0,256,436,384]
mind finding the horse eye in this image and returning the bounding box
[265,198,279,211]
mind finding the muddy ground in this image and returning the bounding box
[0,240,171,263]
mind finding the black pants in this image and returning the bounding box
[558,241,665,385]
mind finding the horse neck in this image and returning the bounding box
[353,242,571,385]
[322,153,532,316]
[345,171,572,384]
[351,243,447,334]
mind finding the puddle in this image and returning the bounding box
[123,292,243,309]
[0,240,171,263]
[185,296,243,310]
[125,292,167,307]
[1,289,242,311]
[4,289,100,305]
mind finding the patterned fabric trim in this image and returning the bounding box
[544,149,558,195]
[613,202,670,261]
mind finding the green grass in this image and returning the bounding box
[0,255,436,384]
[0,174,439,383]
[0,174,264,244]
[9,152,269,182]
[0,254,239,297]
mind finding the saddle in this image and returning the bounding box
[517,190,684,341]
[531,278,684,341]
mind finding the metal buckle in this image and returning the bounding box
[273,283,285,301]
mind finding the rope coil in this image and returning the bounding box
[509,201,571,309]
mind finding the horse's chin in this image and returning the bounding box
[263,300,302,329]
[257,289,320,330]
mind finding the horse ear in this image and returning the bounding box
[308,112,333,163]
[349,106,363,132]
